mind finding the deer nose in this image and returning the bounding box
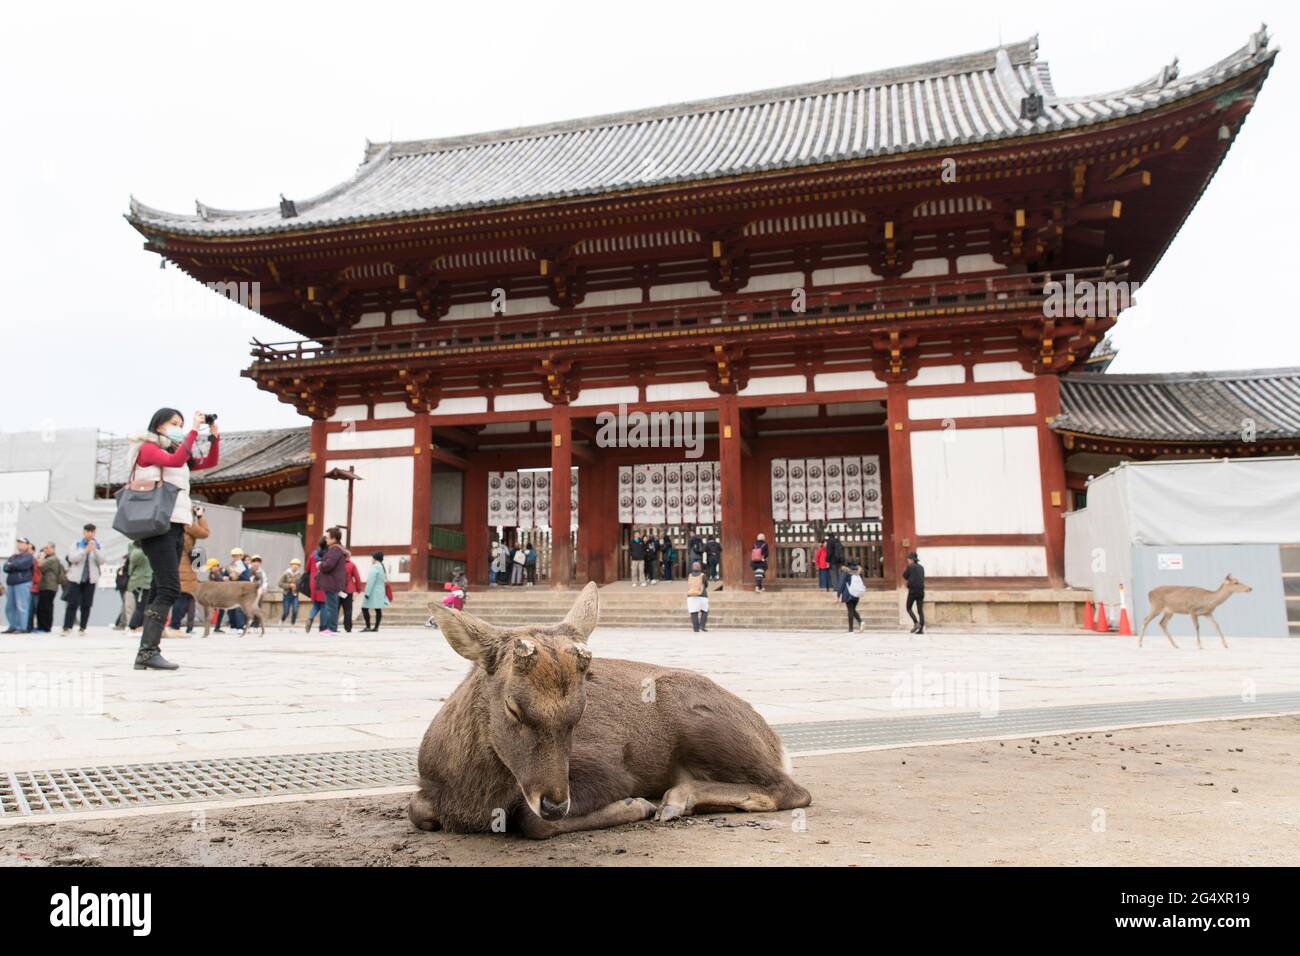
[539,796,570,820]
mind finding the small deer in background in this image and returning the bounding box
[1137,574,1253,650]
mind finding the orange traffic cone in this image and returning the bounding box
[1083,598,1095,630]
[1116,585,1133,636]
[1093,602,1109,632]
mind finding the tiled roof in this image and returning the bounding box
[1055,368,1300,442]
[105,427,311,488]
[127,29,1275,238]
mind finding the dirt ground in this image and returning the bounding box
[5,716,1299,866]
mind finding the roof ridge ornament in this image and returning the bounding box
[1250,23,1270,59]
[280,194,298,219]
[1158,57,1180,88]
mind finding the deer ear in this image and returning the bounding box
[560,581,600,641]
[430,604,501,662]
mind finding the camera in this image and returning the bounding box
[202,413,218,425]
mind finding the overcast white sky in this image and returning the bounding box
[4,0,1297,437]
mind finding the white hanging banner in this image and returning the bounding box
[862,455,883,519]
[788,458,807,523]
[487,472,506,527]
[633,464,653,526]
[826,456,845,520]
[681,462,698,524]
[697,461,715,524]
[844,456,864,519]
[534,470,551,529]
[648,464,667,526]
[771,458,789,522]
[618,465,633,524]
[665,463,682,525]
[501,471,519,527]
[806,458,826,522]
[570,466,579,532]
[712,463,722,522]
[517,471,535,531]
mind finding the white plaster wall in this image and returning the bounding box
[972,361,1034,383]
[813,370,886,392]
[431,397,488,416]
[918,546,1048,577]
[908,365,966,387]
[812,264,879,285]
[326,428,414,452]
[911,426,1044,535]
[573,385,639,407]
[901,257,950,278]
[646,381,716,401]
[274,486,308,507]
[355,311,386,330]
[373,402,415,420]
[956,254,1004,274]
[323,456,414,546]
[391,308,420,326]
[649,281,717,302]
[495,393,551,412]
[745,271,805,293]
[225,490,272,508]
[330,405,368,423]
[738,375,806,397]
[584,288,643,308]
[908,392,1035,420]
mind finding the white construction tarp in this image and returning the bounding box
[1121,458,1300,545]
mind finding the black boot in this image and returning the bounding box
[135,607,179,671]
[699,610,709,632]
[691,612,700,632]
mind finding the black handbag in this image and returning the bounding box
[113,457,179,541]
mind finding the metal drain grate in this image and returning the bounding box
[1,749,415,819]
[4,693,1298,819]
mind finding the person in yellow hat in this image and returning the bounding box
[278,557,303,625]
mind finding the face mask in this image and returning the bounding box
[164,427,186,444]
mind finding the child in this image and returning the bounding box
[686,561,710,632]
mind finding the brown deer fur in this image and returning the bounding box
[410,582,811,838]
[193,580,265,637]
[1137,574,1253,650]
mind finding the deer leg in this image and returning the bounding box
[1158,612,1179,649]
[1137,608,1160,647]
[1190,612,1203,650]
[1206,612,1229,649]
[515,797,657,840]
[199,605,211,638]
[656,776,811,822]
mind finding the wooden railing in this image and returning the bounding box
[248,262,1130,366]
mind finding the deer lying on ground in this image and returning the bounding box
[409,582,811,838]
[194,580,265,637]
[1137,574,1253,650]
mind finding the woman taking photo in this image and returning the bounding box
[126,408,219,670]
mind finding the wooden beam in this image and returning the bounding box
[427,446,470,471]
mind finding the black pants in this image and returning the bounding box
[63,581,96,631]
[845,596,861,630]
[342,594,354,632]
[170,593,195,630]
[906,590,925,629]
[526,565,536,584]
[136,523,184,661]
[706,557,719,580]
[644,558,656,581]
[35,590,56,631]
[361,608,383,630]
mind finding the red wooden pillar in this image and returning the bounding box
[550,405,574,588]
[718,394,746,587]
[1035,374,1068,587]
[885,383,915,585]
[409,412,432,591]
[305,418,328,552]
[464,454,489,587]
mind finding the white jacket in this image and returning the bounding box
[126,432,199,526]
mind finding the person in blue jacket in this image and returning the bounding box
[3,537,36,634]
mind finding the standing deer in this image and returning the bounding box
[1137,574,1253,650]
[409,582,811,838]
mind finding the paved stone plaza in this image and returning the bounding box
[4,625,1298,772]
